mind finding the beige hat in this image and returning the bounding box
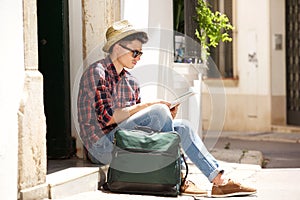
[102,20,148,53]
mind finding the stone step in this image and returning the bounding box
[46,167,99,199]
[271,125,300,133]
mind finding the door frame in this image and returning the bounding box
[37,0,74,158]
[286,0,300,126]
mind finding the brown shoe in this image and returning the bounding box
[211,179,257,197]
[180,180,207,197]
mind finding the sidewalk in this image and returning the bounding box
[55,162,300,200]
[50,130,300,200]
[202,129,300,144]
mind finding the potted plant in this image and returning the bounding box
[195,0,234,60]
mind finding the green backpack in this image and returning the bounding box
[106,128,187,196]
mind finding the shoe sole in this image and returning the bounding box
[211,191,257,198]
[181,192,208,197]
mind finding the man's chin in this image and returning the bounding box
[125,65,135,69]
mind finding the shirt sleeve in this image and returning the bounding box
[93,69,114,129]
[77,65,104,146]
[135,84,141,104]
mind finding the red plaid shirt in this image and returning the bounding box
[77,56,141,149]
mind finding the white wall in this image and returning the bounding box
[201,0,283,131]
[226,0,271,95]
[69,0,83,89]
[70,0,121,157]
[0,0,24,198]
[69,0,84,157]
[270,0,285,96]
[121,0,174,101]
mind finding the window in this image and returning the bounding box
[207,0,234,78]
[173,0,235,78]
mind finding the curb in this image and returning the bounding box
[203,131,300,144]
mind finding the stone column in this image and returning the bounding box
[18,0,48,199]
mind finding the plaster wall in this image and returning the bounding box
[18,0,48,199]
[226,0,271,95]
[270,0,286,125]
[0,0,25,199]
[122,0,174,100]
[82,0,120,65]
[202,0,280,131]
[71,0,121,157]
[69,0,84,158]
[202,93,271,132]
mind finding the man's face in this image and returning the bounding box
[117,39,143,69]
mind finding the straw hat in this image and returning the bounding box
[102,20,147,53]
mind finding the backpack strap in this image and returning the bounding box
[180,152,189,187]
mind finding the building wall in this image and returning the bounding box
[202,0,286,131]
[18,0,48,199]
[70,0,121,158]
[270,0,286,125]
[0,1,24,199]
[122,0,174,101]
[0,0,46,198]
[69,0,85,159]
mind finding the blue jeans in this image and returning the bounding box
[88,104,223,182]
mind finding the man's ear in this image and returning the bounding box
[113,43,127,57]
[113,43,122,52]
[109,42,119,53]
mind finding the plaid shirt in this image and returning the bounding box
[77,56,141,149]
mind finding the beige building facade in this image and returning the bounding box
[202,0,288,132]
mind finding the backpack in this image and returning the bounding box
[105,128,187,197]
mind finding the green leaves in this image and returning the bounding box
[195,0,234,59]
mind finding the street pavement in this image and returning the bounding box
[54,130,300,200]
[203,130,300,168]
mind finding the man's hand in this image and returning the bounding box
[170,104,179,119]
[107,99,172,126]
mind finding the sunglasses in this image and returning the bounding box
[119,44,143,58]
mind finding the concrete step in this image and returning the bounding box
[271,125,300,133]
[172,63,204,90]
[46,167,99,199]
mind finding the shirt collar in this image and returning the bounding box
[104,56,127,80]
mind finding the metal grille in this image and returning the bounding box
[286,0,300,125]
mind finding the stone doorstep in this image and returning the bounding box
[46,167,100,199]
[19,183,48,200]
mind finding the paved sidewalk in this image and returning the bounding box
[56,162,300,200]
[52,130,300,200]
[55,161,261,200]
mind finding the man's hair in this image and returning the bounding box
[109,32,148,53]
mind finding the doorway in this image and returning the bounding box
[286,0,300,126]
[37,0,75,158]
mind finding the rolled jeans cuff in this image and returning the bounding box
[208,168,224,183]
